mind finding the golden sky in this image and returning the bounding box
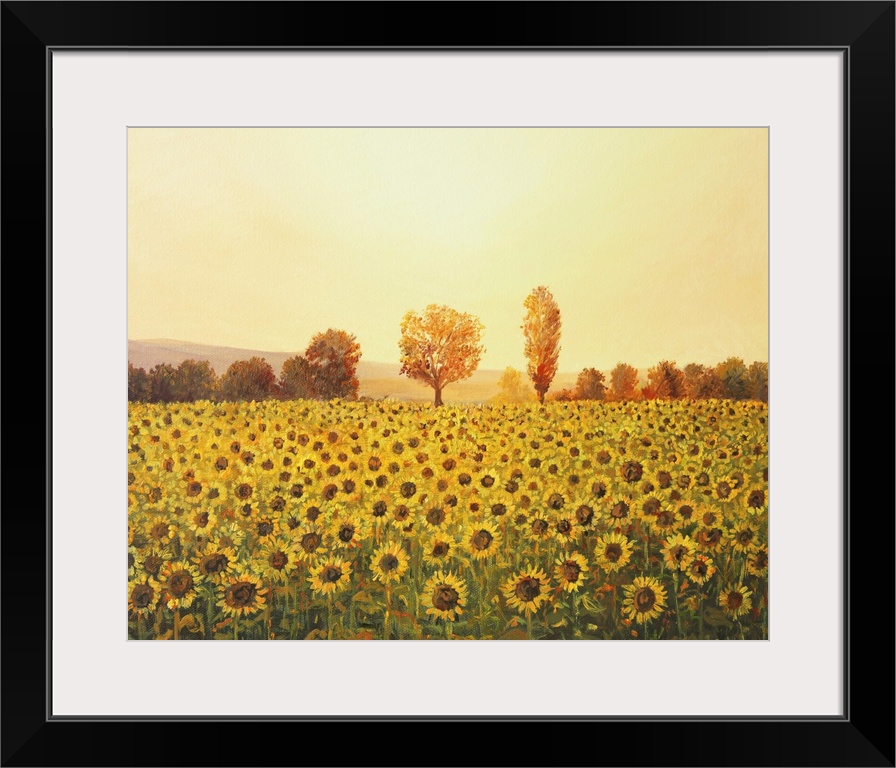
[128,128,767,371]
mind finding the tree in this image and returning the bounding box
[716,357,749,400]
[522,286,562,404]
[608,362,639,401]
[746,361,769,402]
[173,359,217,402]
[491,366,534,404]
[218,357,278,402]
[647,360,685,399]
[280,355,318,400]
[148,363,177,403]
[683,362,722,399]
[398,304,485,407]
[128,364,152,402]
[305,329,362,401]
[574,368,606,400]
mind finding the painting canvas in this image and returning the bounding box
[127,127,768,640]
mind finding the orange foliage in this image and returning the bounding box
[522,286,561,403]
[398,305,485,406]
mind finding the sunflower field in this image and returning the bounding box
[128,398,768,640]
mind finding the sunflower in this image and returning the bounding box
[525,509,552,542]
[214,521,246,552]
[145,516,178,547]
[696,525,728,553]
[661,533,697,571]
[687,554,717,585]
[293,524,327,563]
[502,566,551,616]
[370,541,409,583]
[307,557,352,597]
[550,516,577,545]
[187,508,218,537]
[593,532,634,573]
[257,538,298,583]
[606,497,633,531]
[158,561,202,610]
[421,535,455,567]
[192,542,237,584]
[718,584,752,618]
[422,504,451,532]
[745,545,769,578]
[128,574,161,618]
[331,518,363,550]
[554,552,589,592]
[730,522,759,554]
[424,571,468,622]
[466,521,501,560]
[621,575,667,625]
[218,571,268,617]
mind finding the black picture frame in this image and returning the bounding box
[3,2,893,766]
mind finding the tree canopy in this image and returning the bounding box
[398,304,485,406]
[522,286,562,404]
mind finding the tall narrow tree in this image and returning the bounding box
[522,286,562,404]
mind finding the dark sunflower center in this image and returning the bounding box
[432,541,449,557]
[748,490,765,508]
[515,577,541,602]
[754,551,768,569]
[201,553,228,574]
[380,554,400,572]
[131,584,153,608]
[321,566,342,584]
[481,475,495,488]
[532,519,549,535]
[561,561,581,582]
[471,530,493,551]
[737,530,753,545]
[338,525,355,543]
[143,555,163,576]
[700,529,722,546]
[557,520,572,535]
[426,507,445,526]
[678,505,694,520]
[194,512,209,528]
[432,586,459,612]
[168,571,194,597]
[575,506,594,525]
[491,503,506,517]
[727,592,743,610]
[691,560,708,577]
[670,545,688,563]
[236,484,253,500]
[605,543,623,562]
[269,551,288,570]
[634,587,656,612]
[548,493,564,510]
[656,511,675,527]
[257,521,274,537]
[611,502,629,520]
[151,523,169,540]
[400,482,417,498]
[226,582,257,607]
[301,533,321,553]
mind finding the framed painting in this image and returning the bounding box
[4,1,893,765]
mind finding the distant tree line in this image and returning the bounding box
[548,358,768,403]
[128,329,361,403]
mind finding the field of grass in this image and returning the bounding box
[128,398,768,640]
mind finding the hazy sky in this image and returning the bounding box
[128,128,767,371]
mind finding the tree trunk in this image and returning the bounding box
[434,384,443,407]
[537,390,545,404]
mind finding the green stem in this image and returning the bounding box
[173,608,180,641]
[383,583,391,640]
[327,594,334,640]
[673,572,684,638]
[233,614,239,641]
[526,611,533,640]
